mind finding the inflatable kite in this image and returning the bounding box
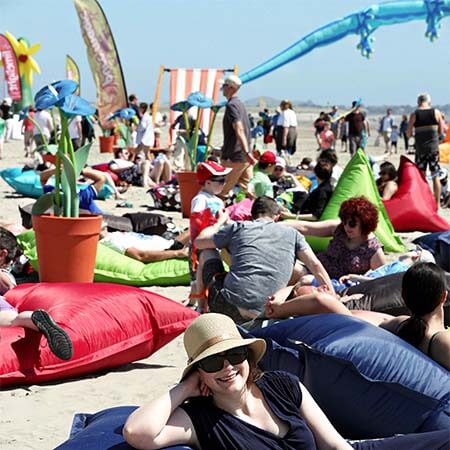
[383,156,450,232]
[241,0,450,83]
[3,32,41,109]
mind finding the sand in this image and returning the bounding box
[0,111,448,449]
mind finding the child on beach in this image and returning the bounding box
[248,151,277,198]
[188,161,232,311]
[319,121,335,150]
[390,125,400,154]
[0,227,73,360]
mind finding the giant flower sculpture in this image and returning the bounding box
[4,31,41,109]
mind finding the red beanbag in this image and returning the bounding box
[383,156,450,232]
[0,283,198,387]
[92,163,119,184]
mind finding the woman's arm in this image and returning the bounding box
[300,383,353,450]
[282,219,340,237]
[370,248,386,270]
[123,372,203,450]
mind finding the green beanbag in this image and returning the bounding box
[17,230,191,287]
[306,150,405,253]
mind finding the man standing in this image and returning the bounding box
[345,101,365,156]
[407,93,443,206]
[219,75,256,199]
[379,108,395,154]
[195,196,334,324]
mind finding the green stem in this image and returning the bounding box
[26,115,48,148]
[191,108,201,170]
[63,119,78,217]
[50,108,59,147]
[182,111,191,135]
[59,112,70,217]
[205,110,218,159]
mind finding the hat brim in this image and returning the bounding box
[181,337,266,380]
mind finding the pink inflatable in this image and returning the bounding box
[0,283,198,387]
[383,156,450,232]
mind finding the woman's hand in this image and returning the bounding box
[265,295,283,318]
[181,371,211,398]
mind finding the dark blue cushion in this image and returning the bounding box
[253,314,450,439]
[55,406,193,450]
[55,405,450,450]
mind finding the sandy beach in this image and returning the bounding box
[1,111,449,449]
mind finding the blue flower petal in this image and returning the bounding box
[211,101,226,113]
[170,100,191,112]
[34,80,79,110]
[119,108,136,120]
[58,95,96,117]
[187,92,213,109]
[19,106,30,121]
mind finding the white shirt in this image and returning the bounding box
[191,191,224,216]
[69,115,82,139]
[136,112,152,145]
[100,232,174,254]
[33,110,53,138]
[280,109,297,128]
[382,116,393,132]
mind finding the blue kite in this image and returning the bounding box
[241,0,450,83]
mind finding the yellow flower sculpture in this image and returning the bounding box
[4,31,41,87]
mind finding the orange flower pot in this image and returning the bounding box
[32,214,102,283]
[99,135,115,153]
[176,171,200,218]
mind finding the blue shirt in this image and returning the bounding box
[43,184,102,214]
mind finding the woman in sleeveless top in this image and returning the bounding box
[407,93,444,206]
[380,262,450,371]
[123,313,352,450]
[286,197,386,281]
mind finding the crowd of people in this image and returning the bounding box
[1,74,449,450]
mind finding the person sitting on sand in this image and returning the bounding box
[0,227,72,360]
[99,224,189,263]
[194,196,334,324]
[285,196,386,282]
[123,313,353,450]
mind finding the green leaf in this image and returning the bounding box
[31,192,54,215]
[117,138,126,148]
[60,153,77,217]
[36,144,59,155]
[73,143,92,176]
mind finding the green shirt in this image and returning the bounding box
[0,118,5,138]
[249,170,274,198]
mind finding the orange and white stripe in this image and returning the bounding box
[169,68,224,143]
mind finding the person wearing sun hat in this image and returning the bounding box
[219,74,256,200]
[188,160,233,311]
[124,313,351,450]
[248,150,277,198]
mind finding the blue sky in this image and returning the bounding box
[1,0,449,105]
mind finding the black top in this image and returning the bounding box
[222,96,251,162]
[301,179,333,218]
[414,108,438,128]
[345,111,365,136]
[180,371,317,450]
[414,108,439,149]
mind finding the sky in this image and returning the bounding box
[1,0,449,106]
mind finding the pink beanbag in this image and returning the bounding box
[0,283,198,387]
[383,156,450,232]
[227,198,253,221]
[92,163,119,184]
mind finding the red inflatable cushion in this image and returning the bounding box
[92,163,119,184]
[0,283,198,387]
[383,156,450,232]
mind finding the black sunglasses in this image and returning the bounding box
[345,218,358,228]
[210,177,226,184]
[197,346,248,373]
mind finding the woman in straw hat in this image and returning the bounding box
[124,313,351,449]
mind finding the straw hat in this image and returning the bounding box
[182,313,266,380]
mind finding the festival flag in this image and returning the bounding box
[0,34,22,101]
[73,0,127,127]
[169,68,224,143]
[66,54,81,95]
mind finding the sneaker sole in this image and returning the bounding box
[31,310,73,361]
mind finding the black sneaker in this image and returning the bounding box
[31,310,73,361]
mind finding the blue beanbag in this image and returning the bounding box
[253,315,450,439]
[0,166,114,199]
[55,406,192,450]
[56,405,450,449]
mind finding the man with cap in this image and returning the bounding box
[248,151,277,198]
[219,75,256,200]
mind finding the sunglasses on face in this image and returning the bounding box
[344,218,358,228]
[197,346,248,373]
[210,177,226,184]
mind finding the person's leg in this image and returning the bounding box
[219,160,245,199]
[161,159,172,183]
[139,160,156,188]
[149,159,164,184]
[348,136,356,156]
[102,171,125,200]
[237,163,253,195]
[403,132,409,152]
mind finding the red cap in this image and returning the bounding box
[196,161,232,184]
[259,151,277,164]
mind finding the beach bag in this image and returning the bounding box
[122,212,171,236]
[253,315,450,439]
[148,181,181,212]
[1,283,198,387]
